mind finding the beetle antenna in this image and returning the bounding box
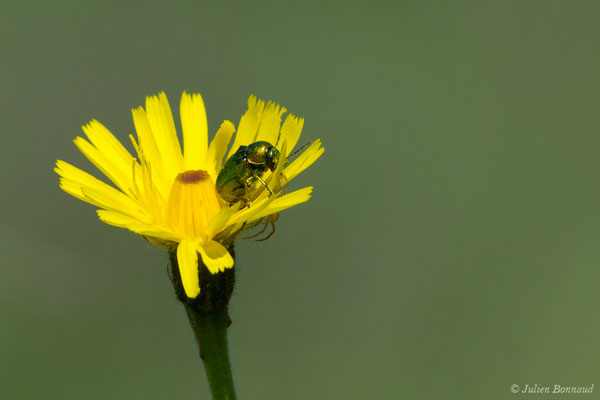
[285,141,312,166]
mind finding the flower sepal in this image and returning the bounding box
[168,244,236,315]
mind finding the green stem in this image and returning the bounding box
[168,246,237,400]
[184,303,237,400]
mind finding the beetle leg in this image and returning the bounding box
[253,174,274,196]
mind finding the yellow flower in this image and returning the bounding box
[55,92,324,298]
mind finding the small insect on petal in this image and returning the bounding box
[216,141,281,205]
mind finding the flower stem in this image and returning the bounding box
[183,303,236,400]
[168,247,237,400]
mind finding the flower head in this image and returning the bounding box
[55,92,324,298]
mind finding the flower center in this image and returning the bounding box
[166,170,223,238]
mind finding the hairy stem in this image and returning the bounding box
[168,247,237,400]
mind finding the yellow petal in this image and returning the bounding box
[245,186,313,223]
[206,204,239,238]
[126,224,183,242]
[197,240,234,274]
[226,195,276,227]
[278,114,304,157]
[96,210,141,228]
[206,120,235,179]
[56,160,117,193]
[55,160,146,220]
[73,136,133,195]
[131,107,171,198]
[58,179,98,205]
[82,120,136,178]
[227,95,265,158]
[177,239,201,298]
[80,185,150,222]
[96,211,182,250]
[96,210,181,244]
[255,101,286,145]
[284,139,325,181]
[181,92,208,170]
[145,92,184,182]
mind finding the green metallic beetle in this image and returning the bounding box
[216,141,281,205]
[216,140,310,241]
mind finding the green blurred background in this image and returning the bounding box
[2,1,600,399]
